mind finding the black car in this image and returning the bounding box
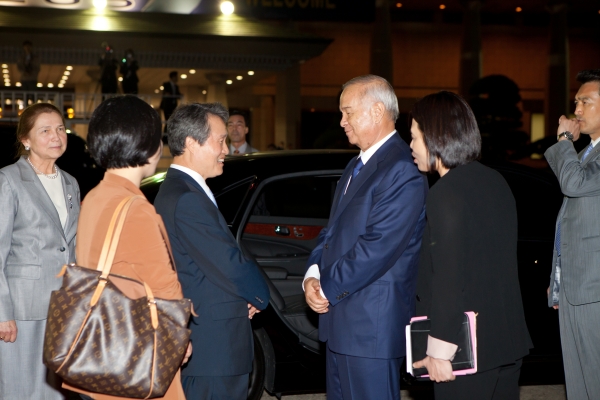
[140,150,564,399]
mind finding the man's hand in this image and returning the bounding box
[0,320,17,343]
[413,356,455,383]
[547,286,559,310]
[248,304,260,319]
[557,115,581,142]
[304,277,329,313]
[182,341,192,365]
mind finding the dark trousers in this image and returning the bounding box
[434,359,522,400]
[326,345,401,400]
[182,374,248,400]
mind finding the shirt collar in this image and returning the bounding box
[358,130,396,165]
[169,164,217,207]
[591,136,600,148]
[230,142,248,153]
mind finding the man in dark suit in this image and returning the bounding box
[303,75,428,400]
[546,69,600,399]
[154,103,270,400]
[160,71,182,132]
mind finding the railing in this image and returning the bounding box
[0,91,174,122]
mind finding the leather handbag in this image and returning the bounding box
[43,196,192,399]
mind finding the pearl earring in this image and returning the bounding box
[25,145,30,151]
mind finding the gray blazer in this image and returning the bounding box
[0,157,80,321]
[546,140,600,307]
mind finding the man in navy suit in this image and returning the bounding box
[304,75,428,400]
[155,103,270,400]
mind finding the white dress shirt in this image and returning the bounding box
[230,142,249,154]
[170,164,217,207]
[303,130,398,298]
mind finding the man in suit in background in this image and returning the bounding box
[154,103,270,400]
[303,75,428,400]
[546,69,600,399]
[160,71,182,137]
[227,111,258,155]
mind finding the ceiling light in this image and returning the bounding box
[60,80,66,85]
[15,82,21,87]
[515,7,522,12]
[189,69,196,74]
[226,80,233,85]
[62,76,68,81]
[5,99,11,105]
[4,83,10,87]
[396,2,402,7]
[93,0,107,10]
[202,90,207,95]
[36,83,43,88]
[2,74,8,78]
[58,84,64,88]
[1,64,7,68]
[66,66,73,71]
[247,71,254,76]
[154,89,159,94]
[160,86,164,90]
[64,71,70,76]
[220,1,234,15]
[236,75,243,80]
[180,74,187,79]
[118,77,123,82]
[439,4,446,10]
[47,83,54,88]
[2,69,8,74]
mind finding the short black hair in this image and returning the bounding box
[22,40,32,47]
[167,103,229,157]
[228,110,247,125]
[410,91,481,171]
[169,71,178,79]
[87,95,162,169]
[577,69,600,93]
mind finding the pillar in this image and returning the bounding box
[544,1,569,137]
[205,73,228,109]
[275,65,301,150]
[459,0,483,97]
[253,96,275,151]
[370,0,393,84]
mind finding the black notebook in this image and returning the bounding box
[405,311,477,378]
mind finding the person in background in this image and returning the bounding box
[227,111,258,155]
[545,69,600,399]
[410,91,532,399]
[17,40,40,93]
[304,75,427,400]
[68,95,191,400]
[120,48,139,94]
[0,103,80,399]
[155,103,269,400]
[98,43,118,96]
[160,71,182,137]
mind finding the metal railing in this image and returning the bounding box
[0,91,174,122]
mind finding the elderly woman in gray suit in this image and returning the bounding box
[0,103,80,399]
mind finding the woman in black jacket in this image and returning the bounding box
[410,91,532,399]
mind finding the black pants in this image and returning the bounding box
[434,359,522,400]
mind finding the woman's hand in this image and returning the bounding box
[0,320,17,343]
[182,341,192,365]
[413,356,455,383]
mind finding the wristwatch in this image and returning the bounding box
[557,131,574,141]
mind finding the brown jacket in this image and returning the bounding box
[63,173,186,400]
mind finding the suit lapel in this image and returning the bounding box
[61,173,78,240]
[330,162,353,217]
[17,157,66,238]
[581,144,600,166]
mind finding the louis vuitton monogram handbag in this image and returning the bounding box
[43,196,192,399]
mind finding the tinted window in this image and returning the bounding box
[252,175,340,219]
[214,176,255,224]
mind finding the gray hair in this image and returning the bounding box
[342,75,399,122]
[166,102,229,157]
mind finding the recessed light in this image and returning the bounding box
[396,2,402,7]
[515,6,522,12]
[160,86,164,90]
[439,4,446,10]
[66,66,73,70]
[64,71,70,76]
[1,64,7,68]
[202,90,207,95]
[236,76,243,80]
[4,83,10,87]
[118,77,123,82]
[93,0,107,10]
[62,76,68,81]
[15,82,21,87]
[47,83,54,88]
[220,1,234,15]
[180,74,187,79]
[2,69,8,74]
[154,89,159,94]
[58,84,64,88]
[36,83,43,88]
[247,71,255,76]
[3,74,8,78]
[189,69,196,74]
[226,80,233,85]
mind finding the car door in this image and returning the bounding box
[240,172,343,297]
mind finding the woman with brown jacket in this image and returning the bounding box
[65,95,191,400]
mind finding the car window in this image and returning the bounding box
[214,176,256,224]
[251,175,340,219]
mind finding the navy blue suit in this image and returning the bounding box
[155,168,269,396]
[307,134,427,398]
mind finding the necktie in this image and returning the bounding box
[234,150,240,154]
[555,143,595,256]
[344,157,364,195]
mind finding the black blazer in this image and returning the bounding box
[154,168,270,377]
[416,161,532,372]
[160,81,181,110]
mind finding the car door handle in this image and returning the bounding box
[275,226,290,236]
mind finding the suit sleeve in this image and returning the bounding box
[545,140,600,197]
[320,162,426,306]
[0,173,15,322]
[174,192,269,310]
[425,189,467,345]
[305,226,328,270]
